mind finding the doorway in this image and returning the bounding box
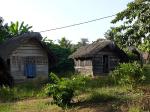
[103,55,109,73]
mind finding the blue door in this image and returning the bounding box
[24,63,36,78]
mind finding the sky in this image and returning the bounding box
[0,0,133,43]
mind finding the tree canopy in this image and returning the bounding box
[138,39,150,53]
[0,17,32,43]
[107,0,150,49]
[0,17,11,42]
[43,37,74,73]
[58,37,72,49]
[8,21,32,37]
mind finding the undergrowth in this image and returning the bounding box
[0,64,149,111]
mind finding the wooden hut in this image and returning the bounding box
[70,39,128,76]
[0,32,55,83]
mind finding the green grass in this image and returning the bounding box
[0,81,47,102]
[0,65,149,111]
[0,103,13,112]
[0,99,62,112]
[143,64,150,84]
[128,106,142,112]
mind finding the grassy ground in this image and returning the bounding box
[0,65,150,112]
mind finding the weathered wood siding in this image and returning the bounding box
[92,55,103,75]
[74,59,93,76]
[92,46,119,75]
[9,39,48,82]
[73,46,121,76]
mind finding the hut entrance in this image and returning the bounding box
[103,55,109,73]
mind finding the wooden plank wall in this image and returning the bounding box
[74,59,93,76]
[93,51,119,75]
[10,40,48,82]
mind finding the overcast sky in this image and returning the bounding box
[0,0,133,43]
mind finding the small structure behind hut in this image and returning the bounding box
[142,52,150,64]
[0,32,55,83]
[70,39,128,76]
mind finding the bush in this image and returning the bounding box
[0,86,17,102]
[49,72,60,84]
[45,73,88,107]
[110,62,145,86]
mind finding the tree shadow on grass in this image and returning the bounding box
[0,82,44,103]
[143,65,150,85]
[84,76,116,90]
[71,92,129,111]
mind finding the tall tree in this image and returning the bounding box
[58,37,72,49]
[104,27,116,41]
[44,37,74,73]
[75,38,89,49]
[80,38,89,46]
[104,27,126,48]
[0,17,11,42]
[111,0,150,48]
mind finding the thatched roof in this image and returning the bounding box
[70,39,128,61]
[0,32,56,63]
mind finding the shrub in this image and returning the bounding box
[110,62,145,86]
[45,73,88,107]
[0,86,17,102]
[49,72,60,84]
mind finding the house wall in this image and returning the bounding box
[9,39,48,83]
[74,49,120,76]
[92,46,119,75]
[74,59,93,76]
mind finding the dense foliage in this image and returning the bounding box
[43,37,90,74]
[105,0,150,50]
[0,17,11,42]
[45,40,74,73]
[110,62,145,86]
[0,17,32,43]
[45,73,88,107]
[8,21,32,37]
[0,86,16,102]
[138,39,150,53]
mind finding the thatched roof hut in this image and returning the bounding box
[70,39,128,76]
[70,39,128,61]
[0,32,55,62]
[0,32,56,83]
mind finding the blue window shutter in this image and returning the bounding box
[24,64,36,78]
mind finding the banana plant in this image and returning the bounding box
[8,21,32,36]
